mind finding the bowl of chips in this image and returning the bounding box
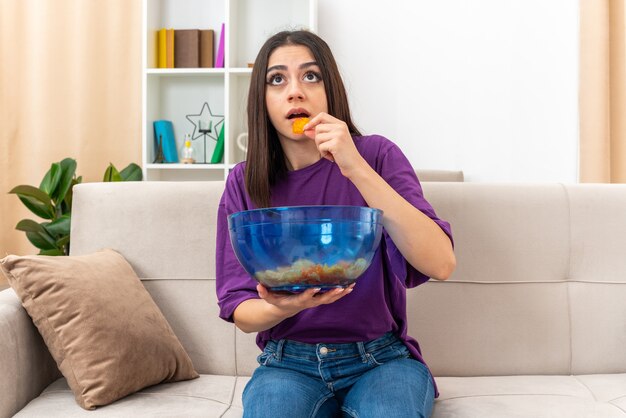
[228,206,383,291]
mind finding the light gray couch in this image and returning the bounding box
[2,180,626,417]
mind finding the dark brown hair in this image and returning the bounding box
[245,30,361,208]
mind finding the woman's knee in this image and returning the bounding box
[243,367,332,418]
[340,359,434,418]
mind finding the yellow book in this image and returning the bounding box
[158,28,166,68]
[158,28,175,68]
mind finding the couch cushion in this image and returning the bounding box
[14,375,249,418]
[417,183,626,378]
[140,278,238,375]
[433,374,626,418]
[410,281,572,377]
[0,249,198,410]
[567,185,626,374]
[14,374,626,417]
[69,181,241,376]
[70,181,224,279]
[412,183,572,377]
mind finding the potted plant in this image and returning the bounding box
[9,158,142,256]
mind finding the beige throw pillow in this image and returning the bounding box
[0,248,199,410]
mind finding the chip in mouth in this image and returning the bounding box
[292,117,310,134]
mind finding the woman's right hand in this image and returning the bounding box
[233,283,355,333]
[257,283,354,318]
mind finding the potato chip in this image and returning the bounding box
[292,117,310,134]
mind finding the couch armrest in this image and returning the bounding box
[0,289,60,418]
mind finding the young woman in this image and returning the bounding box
[216,30,455,418]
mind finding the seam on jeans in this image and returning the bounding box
[422,371,435,418]
[366,352,383,366]
[367,342,409,366]
[362,333,397,352]
[310,394,335,418]
[282,352,361,361]
[257,352,273,366]
[340,405,359,418]
[357,341,368,363]
[317,359,329,387]
[389,341,410,359]
[276,339,285,361]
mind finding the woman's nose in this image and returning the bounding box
[287,81,305,101]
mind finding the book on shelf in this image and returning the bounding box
[153,120,179,163]
[158,28,174,68]
[215,23,225,68]
[174,29,200,68]
[210,124,225,163]
[200,29,214,68]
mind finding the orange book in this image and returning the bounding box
[166,28,174,68]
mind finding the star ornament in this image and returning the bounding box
[185,102,224,142]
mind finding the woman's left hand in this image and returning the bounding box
[304,112,367,178]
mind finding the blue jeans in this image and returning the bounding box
[242,332,434,418]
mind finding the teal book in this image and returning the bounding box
[210,124,224,163]
[153,120,178,163]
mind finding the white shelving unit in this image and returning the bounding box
[142,0,318,181]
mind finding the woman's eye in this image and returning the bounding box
[268,74,284,85]
[304,72,321,82]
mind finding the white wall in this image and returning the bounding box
[317,0,579,182]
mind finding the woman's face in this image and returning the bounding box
[265,45,328,142]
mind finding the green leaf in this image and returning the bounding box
[17,196,55,219]
[9,185,53,206]
[56,235,70,247]
[103,164,122,182]
[44,215,71,237]
[60,200,70,215]
[53,158,77,203]
[10,185,55,218]
[39,248,65,256]
[15,219,46,233]
[25,230,57,250]
[40,163,62,196]
[120,163,143,181]
[61,177,82,214]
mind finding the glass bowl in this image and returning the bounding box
[228,205,384,292]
